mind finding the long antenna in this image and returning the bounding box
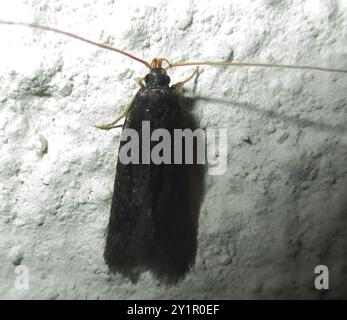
[1,20,347,74]
[0,20,151,69]
[168,61,347,74]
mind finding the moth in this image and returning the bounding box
[1,20,346,285]
[101,58,200,284]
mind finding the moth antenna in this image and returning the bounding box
[0,20,151,69]
[168,60,347,74]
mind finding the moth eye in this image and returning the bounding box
[144,73,154,86]
[158,75,170,86]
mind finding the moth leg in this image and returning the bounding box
[172,67,199,91]
[136,76,145,87]
[93,95,136,130]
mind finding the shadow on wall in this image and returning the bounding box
[181,93,347,297]
[189,94,347,135]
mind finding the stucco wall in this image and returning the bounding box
[0,0,346,299]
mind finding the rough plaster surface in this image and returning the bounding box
[0,0,347,299]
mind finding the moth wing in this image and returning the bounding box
[104,89,196,283]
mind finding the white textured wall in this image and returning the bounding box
[0,0,347,299]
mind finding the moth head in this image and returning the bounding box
[145,66,171,88]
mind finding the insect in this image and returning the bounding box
[101,58,201,284]
[1,19,346,285]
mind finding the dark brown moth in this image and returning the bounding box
[103,60,197,283]
[1,20,346,284]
